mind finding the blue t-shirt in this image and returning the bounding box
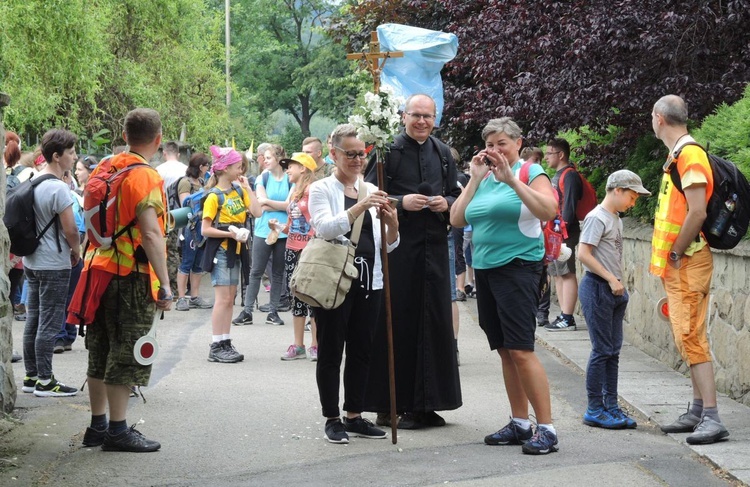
[465,161,546,269]
[255,172,291,239]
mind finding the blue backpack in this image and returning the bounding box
[183,182,245,246]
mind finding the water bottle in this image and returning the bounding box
[709,193,737,237]
[545,219,563,262]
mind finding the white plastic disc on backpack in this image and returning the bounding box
[656,297,670,322]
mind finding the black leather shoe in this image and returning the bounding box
[398,412,424,430]
[375,412,391,427]
[420,411,446,427]
[102,426,161,452]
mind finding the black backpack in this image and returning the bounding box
[670,142,750,249]
[166,175,186,211]
[3,173,62,256]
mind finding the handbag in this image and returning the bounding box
[290,185,368,310]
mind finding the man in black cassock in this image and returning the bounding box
[363,94,462,429]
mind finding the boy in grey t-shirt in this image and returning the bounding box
[577,170,650,430]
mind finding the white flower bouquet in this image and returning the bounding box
[348,86,405,149]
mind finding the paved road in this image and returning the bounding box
[4,287,739,487]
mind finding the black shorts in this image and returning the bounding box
[475,259,543,351]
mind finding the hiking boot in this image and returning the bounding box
[232,310,253,326]
[343,416,387,439]
[53,339,65,354]
[608,406,637,429]
[266,312,285,326]
[34,377,78,397]
[189,296,213,309]
[102,425,161,452]
[308,346,318,362]
[258,303,272,312]
[583,408,627,429]
[545,315,576,331]
[522,426,559,455]
[281,344,306,361]
[22,376,37,393]
[484,418,533,445]
[324,419,349,444]
[686,417,729,445]
[208,342,241,363]
[175,297,190,311]
[222,340,244,362]
[660,406,701,433]
[82,426,107,447]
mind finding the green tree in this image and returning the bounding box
[229,0,359,137]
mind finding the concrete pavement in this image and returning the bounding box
[3,285,747,486]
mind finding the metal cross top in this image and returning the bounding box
[347,31,403,93]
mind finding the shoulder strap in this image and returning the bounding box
[669,142,707,194]
[430,135,451,196]
[30,174,63,251]
[349,184,369,246]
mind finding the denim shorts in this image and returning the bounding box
[179,228,205,275]
[211,247,240,286]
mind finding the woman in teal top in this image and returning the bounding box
[450,117,560,456]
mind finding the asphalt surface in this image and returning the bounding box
[4,283,747,487]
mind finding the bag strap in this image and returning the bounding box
[349,183,369,246]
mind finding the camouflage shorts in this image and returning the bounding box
[86,275,156,386]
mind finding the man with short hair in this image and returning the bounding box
[302,136,333,179]
[544,138,582,331]
[364,94,462,429]
[78,108,173,452]
[22,129,82,397]
[650,95,729,445]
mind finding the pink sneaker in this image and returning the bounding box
[281,344,306,361]
[308,346,318,362]
[264,285,271,293]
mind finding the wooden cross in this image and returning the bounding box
[347,31,403,93]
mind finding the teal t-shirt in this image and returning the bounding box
[255,172,291,239]
[465,160,546,269]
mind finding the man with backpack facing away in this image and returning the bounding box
[158,140,186,294]
[650,95,728,445]
[20,129,82,397]
[544,138,582,331]
[76,108,173,452]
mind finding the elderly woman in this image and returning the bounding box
[308,123,400,444]
[450,117,559,455]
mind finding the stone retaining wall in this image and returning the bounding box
[614,218,750,406]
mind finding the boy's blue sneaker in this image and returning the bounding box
[521,426,559,455]
[608,406,637,429]
[583,408,627,429]
[484,418,533,445]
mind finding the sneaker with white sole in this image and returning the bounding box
[281,344,306,361]
[22,376,38,393]
[544,315,576,331]
[266,312,284,326]
[33,377,78,397]
[189,296,213,309]
[343,416,386,439]
[660,404,701,433]
[324,419,349,444]
[686,417,729,445]
[522,426,559,455]
[175,297,190,311]
[232,310,253,326]
[308,346,318,362]
[484,418,533,445]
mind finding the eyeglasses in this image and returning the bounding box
[406,112,436,121]
[545,151,561,156]
[334,146,367,160]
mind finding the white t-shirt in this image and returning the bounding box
[156,159,187,191]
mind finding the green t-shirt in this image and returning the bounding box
[465,160,546,269]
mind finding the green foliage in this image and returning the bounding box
[693,84,750,174]
[621,135,665,222]
[272,120,304,156]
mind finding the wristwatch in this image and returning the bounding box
[668,250,681,262]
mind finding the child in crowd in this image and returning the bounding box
[275,153,319,361]
[201,146,253,363]
[577,170,650,429]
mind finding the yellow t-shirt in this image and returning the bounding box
[202,186,251,251]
